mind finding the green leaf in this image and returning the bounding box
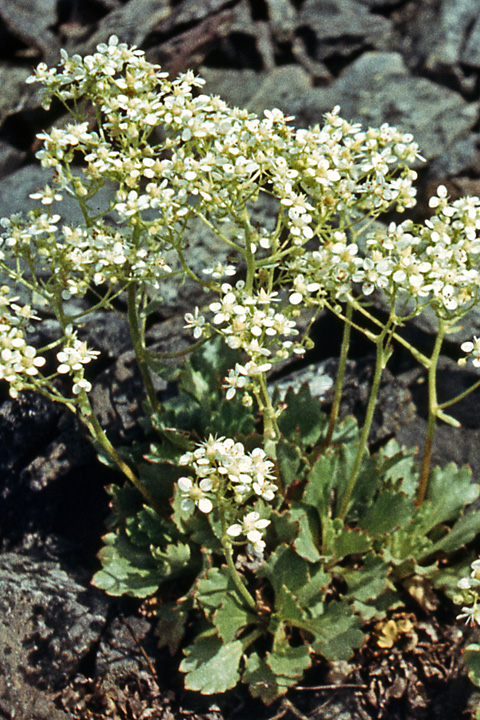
[464,644,480,688]
[328,414,359,444]
[243,652,297,704]
[290,505,322,562]
[214,594,257,643]
[196,565,250,624]
[310,601,364,661]
[375,439,418,497]
[384,509,434,564]
[260,543,329,610]
[180,633,245,694]
[358,488,415,538]
[296,564,331,607]
[277,383,327,447]
[196,566,231,612]
[322,518,372,561]
[431,552,476,596]
[145,355,181,382]
[426,463,479,525]
[353,588,403,621]
[181,361,211,403]
[150,540,192,576]
[303,451,338,521]
[266,643,311,680]
[274,584,308,626]
[133,503,177,546]
[92,532,161,597]
[304,443,377,521]
[276,437,305,490]
[259,545,310,599]
[339,553,391,604]
[428,508,480,556]
[270,509,299,545]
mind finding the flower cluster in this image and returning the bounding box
[1,211,173,299]
[460,336,480,369]
[308,186,480,315]
[185,282,304,403]
[0,287,46,398]
[177,435,277,556]
[56,329,100,394]
[454,559,480,625]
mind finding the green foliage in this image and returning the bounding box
[464,644,480,720]
[92,339,480,702]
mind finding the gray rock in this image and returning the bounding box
[246,64,313,117]
[426,134,480,182]
[0,0,60,61]
[70,0,171,53]
[200,67,267,109]
[397,359,480,480]
[265,0,298,42]
[422,0,480,69]
[462,13,480,69]
[0,164,116,224]
[0,63,32,127]
[298,0,393,61]
[0,553,107,720]
[0,139,26,178]
[353,0,400,6]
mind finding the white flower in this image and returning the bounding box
[184,308,206,339]
[72,376,92,394]
[29,184,63,205]
[57,338,100,374]
[226,511,270,543]
[177,476,213,513]
[461,337,480,368]
[457,605,480,626]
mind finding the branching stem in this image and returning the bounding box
[417,319,447,505]
[324,301,353,447]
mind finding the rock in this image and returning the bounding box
[246,64,313,116]
[0,553,108,720]
[0,0,60,62]
[0,164,116,224]
[200,67,266,109]
[462,13,480,69]
[297,0,393,62]
[422,0,479,70]
[0,391,111,564]
[354,0,400,6]
[265,0,298,42]
[397,359,480,480]
[426,134,480,184]
[0,139,25,177]
[70,0,171,53]
[0,63,32,127]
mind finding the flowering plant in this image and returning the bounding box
[5,36,480,702]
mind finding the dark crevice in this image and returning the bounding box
[368,0,410,18]
[247,0,269,22]
[323,46,372,76]
[202,32,264,71]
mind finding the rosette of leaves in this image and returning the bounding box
[93,338,480,703]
